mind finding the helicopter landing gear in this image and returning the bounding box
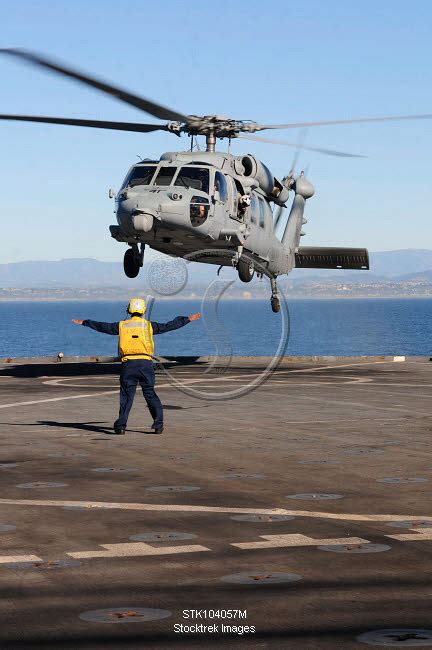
[123,243,145,279]
[270,277,280,313]
[271,296,280,313]
[237,255,255,283]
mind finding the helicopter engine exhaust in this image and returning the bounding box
[236,155,289,204]
[237,155,274,195]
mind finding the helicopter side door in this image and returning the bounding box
[244,193,271,262]
[213,170,230,219]
[226,176,240,221]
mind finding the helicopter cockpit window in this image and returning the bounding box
[174,167,209,193]
[190,196,210,227]
[258,197,266,228]
[126,165,157,188]
[154,166,177,186]
[214,171,228,202]
[250,194,258,224]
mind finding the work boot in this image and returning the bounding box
[154,426,164,435]
[113,428,126,435]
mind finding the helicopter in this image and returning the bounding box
[1,50,432,312]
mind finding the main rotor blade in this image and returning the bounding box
[255,113,432,131]
[0,114,171,133]
[0,49,187,123]
[238,134,364,158]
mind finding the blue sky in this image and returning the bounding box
[0,0,431,262]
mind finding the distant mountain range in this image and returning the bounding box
[1,249,432,288]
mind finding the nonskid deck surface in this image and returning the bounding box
[0,357,431,649]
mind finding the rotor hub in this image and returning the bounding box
[181,116,260,139]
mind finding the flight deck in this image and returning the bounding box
[0,356,431,649]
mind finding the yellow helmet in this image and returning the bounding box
[127,297,146,315]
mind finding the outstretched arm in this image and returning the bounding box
[151,313,201,335]
[72,319,119,335]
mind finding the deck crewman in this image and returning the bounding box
[72,298,201,435]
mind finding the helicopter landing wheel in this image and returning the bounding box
[237,256,254,283]
[271,296,280,313]
[123,247,140,278]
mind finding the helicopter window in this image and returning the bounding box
[258,197,266,228]
[126,165,157,188]
[154,166,177,186]
[190,196,210,227]
[174,167,209,193]
[228,177,238,215]
[250,194,258,224]
[214,171,228,202]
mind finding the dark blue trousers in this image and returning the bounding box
[114,359,163,430]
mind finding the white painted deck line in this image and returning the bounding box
[232,534,370,549]
[68,542,210,559]
[0,390,117,409]
[0,555,42,563]
[0,498,431,524]
[386,527,432,541]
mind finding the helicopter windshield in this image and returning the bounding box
[126,165,157,188]
[174,167,209,194]
[154,166,177,186]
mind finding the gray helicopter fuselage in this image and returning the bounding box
[111,150,294,278]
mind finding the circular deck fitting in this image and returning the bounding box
[6,559,81,570]
[220,473,265,480]
[0,524,16,532]
[377,478,428,484]
[286,493,344,501]
[16,482,68,489]
[129,532,197,542]
[79,607,172,624]
[357,629,432,646]
[343,448,385,456]
[318,543,391,554]
[231,514,295,523]
[91,467,138,473]
[298,459,340,465]
[145,485,201,493]
[386,520,432,529]
[221,571,302,585]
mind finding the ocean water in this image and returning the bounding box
[0,298,431,358]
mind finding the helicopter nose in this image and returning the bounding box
[117,199,155,234]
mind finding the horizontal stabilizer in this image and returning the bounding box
[295,247,369,270]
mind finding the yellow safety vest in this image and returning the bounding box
[118,316,155,362]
